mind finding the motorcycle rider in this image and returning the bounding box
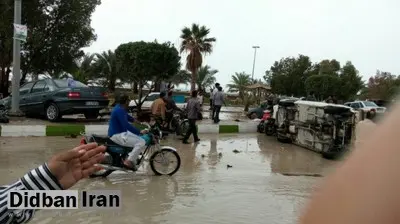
[108,94,148,170]
[165,91,181,130]
[151,92,167,128]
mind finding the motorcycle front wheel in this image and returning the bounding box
[150,148,181,176]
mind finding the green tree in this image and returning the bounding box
[338,61,364,100]
[115,41,180,111]
[180,23,216,92]
[71,53,96,84]
[305,74,341,100]
[318,59,341,76]
[227,72,251,102]
[93,50,120,92]
[0,0,100,95]
[169,70,191,86]
[196,65,218,91]
[365,70,400,100]
[264,55,313,96]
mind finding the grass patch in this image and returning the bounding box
[46,125,85,136]
[219,125,239,133]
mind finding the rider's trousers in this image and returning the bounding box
[126,134,146,164]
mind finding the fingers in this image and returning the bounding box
[56,143,99,162]
[81,153,105,169]
[81,164,103,178]
[79,145,106,162]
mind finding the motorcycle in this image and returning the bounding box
[169,109,188,136]
[264,105,279,136]
[0,105,9,123]
[257,110,271,133]
[80,122,181,177]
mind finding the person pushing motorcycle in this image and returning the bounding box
[108,95,148,170]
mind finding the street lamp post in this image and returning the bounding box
[251,46,260,81]
[10,0,22,115]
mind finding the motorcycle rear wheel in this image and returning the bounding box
[179,120,189,137]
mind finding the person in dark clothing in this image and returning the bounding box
[182,90,201,144]
[165,91,181,128]
[326,95,334,103]
[332,95,338,104]
[306,91,317,101]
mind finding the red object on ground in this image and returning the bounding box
[262,111,271,121]
[80,138,86,145]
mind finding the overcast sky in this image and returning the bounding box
[84,0,400,88]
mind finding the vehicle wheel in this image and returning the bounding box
[179,120,189,137]
[250,112,258,120]
[322,146,346,160]
[84,111,99,119]
[150,148,181,176]
[265,125,274,136]
[257,122,264,133]
[170,118,179,131]
[45,103,61,122]
[277,133,291,143]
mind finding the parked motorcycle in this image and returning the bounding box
[81,122,181,177]
[0,105,9,123]
[257,110,271,133]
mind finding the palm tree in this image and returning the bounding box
[72,53,96,84]
[170,70,191,86]
[93,50,119,91]
[197,65,218,91]
[180,23,216,92]
[227,72,252,102]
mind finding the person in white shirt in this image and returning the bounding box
[198,90,204,106]
[209,83,220,111]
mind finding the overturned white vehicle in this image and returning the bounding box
[275,99,356,160]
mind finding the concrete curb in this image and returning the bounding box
[0,122,258,137]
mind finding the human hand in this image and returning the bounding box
[140,129,149,134]
[47,143,106,189]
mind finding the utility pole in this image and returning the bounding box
[251,46,260,81]
[10,0,22,115]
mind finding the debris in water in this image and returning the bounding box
[281,173,323,177]
[201,154,206,158]
[227,164,233,168]
[234,119,240,122]
[232,149,240,153]
[218,152,223,157]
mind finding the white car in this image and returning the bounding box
[128,92,186,111]
[344,101,386,114]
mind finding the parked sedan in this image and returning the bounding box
[0,79,109,121]
[344,101,386,114]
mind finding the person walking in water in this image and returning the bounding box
[182,90,201,144]
[212,86,225,124]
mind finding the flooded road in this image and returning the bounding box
[0,134,337,224]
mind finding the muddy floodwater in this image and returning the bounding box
[0,134,338,224]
